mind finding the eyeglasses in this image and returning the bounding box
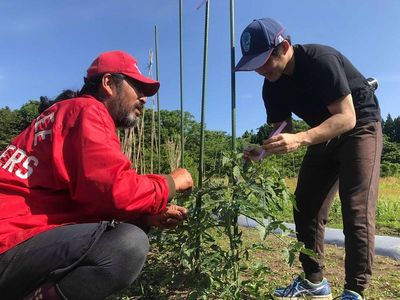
[112,73,144,95]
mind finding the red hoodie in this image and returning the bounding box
[0,95,172,254]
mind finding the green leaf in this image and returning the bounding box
[232,165,241,181]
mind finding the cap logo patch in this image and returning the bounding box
[133,62,141,74]
[241,31,251,54]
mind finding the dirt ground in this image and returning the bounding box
[110,227,400,300]
[241,228,400,300]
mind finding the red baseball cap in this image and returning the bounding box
[86,50,160,97]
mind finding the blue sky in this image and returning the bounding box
[1,1,399,136]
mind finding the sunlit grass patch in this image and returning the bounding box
[282,177,400,236]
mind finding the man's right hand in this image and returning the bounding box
[147,204,188,229]
[170,168,193,192]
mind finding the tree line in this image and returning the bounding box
[1,100,399,177]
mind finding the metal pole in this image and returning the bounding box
[155,25,161,173]
[230,0,236,151]
[229,0,240,285]
[195,0,210,263]
[197,0,209,203]
[179,0,185,167]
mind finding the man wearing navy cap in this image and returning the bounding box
[0,50,193,300]
[236,18,382,300]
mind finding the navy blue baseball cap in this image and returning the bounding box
[235,18,287,71]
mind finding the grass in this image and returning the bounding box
[239,228,400,299]
[109,227,400,300]
[282,177,400,236]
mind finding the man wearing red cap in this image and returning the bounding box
[236,18,382,300]
[0,50,193,300]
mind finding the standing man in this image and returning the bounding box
[0,50,193,300]
[236,18,382,300]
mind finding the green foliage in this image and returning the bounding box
[1,101,399,179]
[381,162,400,177]
[118,152,308,299]
[0,101,40,149]
[381,136,400,177]
[130,109,230,175]
[383,113,400,143]
[17,100,40,130]
[0,107,21,149]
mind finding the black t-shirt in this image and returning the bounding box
[263,44,381,127]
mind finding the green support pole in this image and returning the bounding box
[230,0,239,285]
[230,0,236,151]
[179,0,185,167]
[197,0,209,207]
[195,0,210,262]
[155,25,161,173]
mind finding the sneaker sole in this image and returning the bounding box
[275,295,333,300]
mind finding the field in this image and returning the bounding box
[283,177,400,236]
[110,227,400,300]
[240,229,400,300]
[109,177,400,299]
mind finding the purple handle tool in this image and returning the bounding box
[257,121,288,161]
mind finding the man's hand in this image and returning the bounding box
[262,133,303,154]
[170,168,193,192]
[147,204,188,229]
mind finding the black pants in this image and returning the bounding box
[294,122,382,294]
[0,222,149,300]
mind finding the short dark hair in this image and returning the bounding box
[271,36,292,57]
[38,90,78,114]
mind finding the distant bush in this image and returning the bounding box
[381,162,400,177]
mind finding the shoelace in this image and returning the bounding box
[282,280,299,296]
[282,276,309,296]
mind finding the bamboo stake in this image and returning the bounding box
[151,101,156,173]
[148,49,156,174]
